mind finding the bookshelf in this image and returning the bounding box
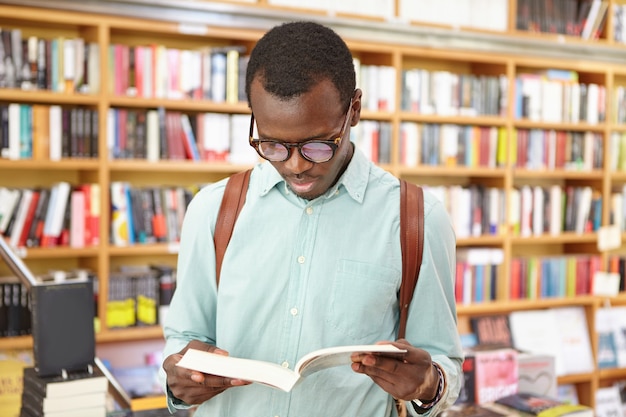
[1,0,626,409]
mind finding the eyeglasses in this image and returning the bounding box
[249,99,352,163]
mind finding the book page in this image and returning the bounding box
[176,345,406,392]
[296,344,406,377]
[176,349,300,392]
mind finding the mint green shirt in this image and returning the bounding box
[162,148,462,417]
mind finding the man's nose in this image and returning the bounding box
[283,147,313,174]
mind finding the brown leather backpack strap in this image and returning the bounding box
[398,179,424,339]
[214,169,252,286]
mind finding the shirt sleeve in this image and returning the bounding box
[404,191,464,414]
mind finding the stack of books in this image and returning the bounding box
[20,366,109,417]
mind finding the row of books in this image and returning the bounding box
[110,183,197,246]
[0,104,99,161]
[511,185,602,236]
[470,307,595,377]
[0,278,30,337]
[0,29,99,94]
[455,248,503,305]
[515,71,606,123]
[400,70,507,117]
[355,62,396,112]
[109,43,248,103]
[0,183,100,249]
[352,120,392,164]
[425,185,505,238]
[106,265,176,329]
[516,0,607,39]
[514,129,603,171]
[400,124,506,168]
[454,252,602,305]
[509,254,600,300]
[106,108,258,164]
[398,0,507,32]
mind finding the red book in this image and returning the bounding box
[18,190,40,248]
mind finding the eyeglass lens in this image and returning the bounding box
[258,141,334,162]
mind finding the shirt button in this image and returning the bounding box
[290,307,298,316]
[306,207,313,215]
[297,255,305,264]
[281,361,289,368]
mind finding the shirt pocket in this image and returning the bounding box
[326,259,400,342]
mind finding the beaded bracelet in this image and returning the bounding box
[411,363,445,415]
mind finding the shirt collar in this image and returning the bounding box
[256,146,370,204]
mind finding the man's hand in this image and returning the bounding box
[350,339,439,401]
[163,340,251,405]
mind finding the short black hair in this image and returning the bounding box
[245,21,355,110]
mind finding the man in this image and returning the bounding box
[162,21,462,417]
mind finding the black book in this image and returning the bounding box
[30,278,96,377]
[22,366,108,399]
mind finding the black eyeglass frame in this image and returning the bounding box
[248,99,353,163]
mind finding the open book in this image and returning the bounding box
[176,344,406,392]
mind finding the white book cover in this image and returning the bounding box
[44,181,71,239]
[586,83,600,124]
[87,42,100,94]
[509,188,521,235]
[549,185,562,236]
[146,110,160,162]
[49,105,62,161]
[509,309,565,375]
[570,83,581,123]
[551,306,594,375]
[532,186,544,236]
[520,185,533,237]
[575,186,593,233]
[7,103,20,160]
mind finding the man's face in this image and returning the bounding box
[249,78,360,200]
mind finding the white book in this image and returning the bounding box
[570,83,581,123]
[551,306,594,375]
[42,181,71,241]
[586,83,600,124]
[177,344,405,393]
[203,112,230,159]
[595,386,623,417]
[532,186,544,236]
[63,38,75,87]
[87,42,100,94]
[7,103,21,160]
[228,114,257,164]
[49,105,62,160]
[549,185,563,236]
[146,109,160,162]
[575,186,593,233]
[9,189,33,248]
[488,187,501,234]
[43,391,106,413]
[509,309,564,375]
[520,185,533,237]
[509,188,521,235]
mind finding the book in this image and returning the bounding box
[22,366,108,398]
[495,393,593,417]
[471,348,518,404]
[470,314,513,349]
[517,352,557,398]
[176,344,406,392]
